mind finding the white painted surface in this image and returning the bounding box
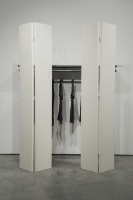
[35,23,52,171]
[115,65,133,154]
[81,24,99,172]
[0,0,133,155]
[19,23,34,172]
[99,23,116,172]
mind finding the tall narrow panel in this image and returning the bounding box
[19,23,34,172]
[81,24,99,173]
[99,23,116,172]
[35,23,52,172]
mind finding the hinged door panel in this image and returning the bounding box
[34,23,52,172]
[81,23,99,173]
[99,23,116,172]
[19,23,34,172]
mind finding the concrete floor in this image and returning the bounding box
[0,155,133,200]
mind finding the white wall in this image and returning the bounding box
[0,0,133,154]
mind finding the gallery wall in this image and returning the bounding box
[0,0,133,154]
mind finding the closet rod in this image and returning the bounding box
[52,70,81,72]
[54,80,81,83]
[54,79,81,81]
[18,65,118,72]
[18,65,117,68]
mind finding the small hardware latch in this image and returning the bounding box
[33,38,35,42]
[99,38,101,42]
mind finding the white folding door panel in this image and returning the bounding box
[19,23,34,172]
[81,24,99,173]
[99,23,116,172]
[34,23,52,172]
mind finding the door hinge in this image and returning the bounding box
[99,37,101,42]
[33,38,35,42]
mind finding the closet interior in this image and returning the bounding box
[52,65,81,155]
[19,22,116,173]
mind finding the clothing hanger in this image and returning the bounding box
[73,73,74,79]
[60,73,63,83]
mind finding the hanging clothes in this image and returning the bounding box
[79,100,81,122]
[52,75,55,126]
[70,78,75,123]
[57,77,63,124]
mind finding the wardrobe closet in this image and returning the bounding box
[19,22,116,173]
[52,65,81,154]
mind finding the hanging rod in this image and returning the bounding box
[52,65,81,68]
[52,70,81,72]
[54,79,81,81]
[18,65,117,67]
[18,65,118,72]
[54,80,81,83]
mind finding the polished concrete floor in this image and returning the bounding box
[0,155,133,200]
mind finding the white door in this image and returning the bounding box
[99,23,116,172]
[34,23,52,172]
[81,23,99,173]
[19,23,34,172]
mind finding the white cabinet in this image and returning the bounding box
[81,23,116,173]
[19,23,52,172]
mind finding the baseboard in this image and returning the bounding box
[115,154,133,156]
[0,154,19,155]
